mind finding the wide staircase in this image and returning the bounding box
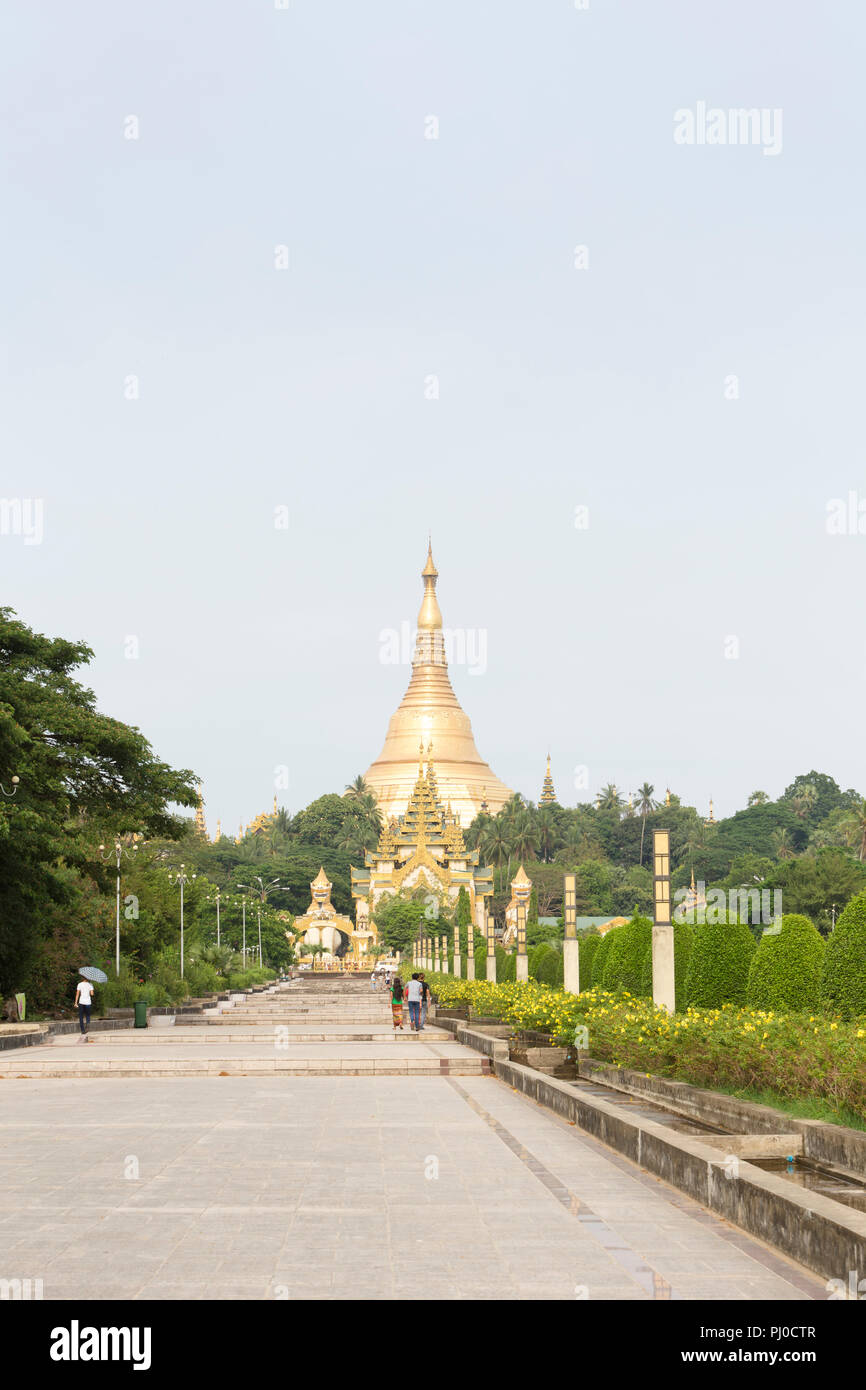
[0,975,492,1078]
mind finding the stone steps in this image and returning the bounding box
[0,1056,491,1077]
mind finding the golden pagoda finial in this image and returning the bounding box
[194,783,208,840]
[665,787,671,807]
[418,541,442,631]
[215,818,221,841]
[273,794,277,816]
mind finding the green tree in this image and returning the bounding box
[373,896,428,957]
[0,608,198,994]
[635,783,657,866]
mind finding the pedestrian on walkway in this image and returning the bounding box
[406,973,422,1031]
[418,972,431,1031]
[390,974,404,1031]
[75,976,95,1038]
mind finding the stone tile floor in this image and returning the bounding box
[0,1071,826,1301]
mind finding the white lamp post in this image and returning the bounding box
[99,834,140,976]
[168,864,196,978]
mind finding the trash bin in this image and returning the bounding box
[133,1000,148,1029]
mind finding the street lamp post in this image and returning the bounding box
[0,774,20,799]
[168,864,196,979]
[206,888,223,947]
[236,877,287,969]
[99,835,140,977]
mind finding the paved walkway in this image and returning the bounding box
[0,979,826,1300]
[0,1073,823,1301]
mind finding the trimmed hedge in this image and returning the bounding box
[579,934,601,992]
[821,891,866,1020]
[684,919,756,1009]
[746,914,825,1013]
[591,926,621,988]
[602,914,652,995]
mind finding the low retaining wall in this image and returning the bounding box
[433,1012,866,1286]
[578,1059,866,1183]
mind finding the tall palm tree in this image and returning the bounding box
[842,799,866,862]
[791,784,818,820]
[597,783,624,813]
[512,814,539,863]
[771,827,795,861]
[344,774,373,802]
[536,809,558,863]
[747,790,770,807]
[635,782,658,867]
[480,823,513,879]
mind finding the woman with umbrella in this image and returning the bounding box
[75,967,107,1039]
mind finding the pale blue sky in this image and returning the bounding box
[3,0,864,830]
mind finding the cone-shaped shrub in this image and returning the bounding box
[746,913,824,1012]
[639,919,694,1010]
[579,935,601,992]
[684,919,755,1009]
[820,891,866,1020]
[499,951,516,983]
[591,926,620,987]
[538,948,562,987]
[602,914,653,994]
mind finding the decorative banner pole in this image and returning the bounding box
[516,899,528,981]
[425,934,432,972]
[434,935,440,973]
[652,828,676,1013]
[441,933,448,975]
[453,919,461,979]
[486,903,496,981]
[563,872,579,995]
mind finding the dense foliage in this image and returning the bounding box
[426,975,866,1122]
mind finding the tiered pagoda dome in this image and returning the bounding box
[362,544,512,825]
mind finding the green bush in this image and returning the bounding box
[685,919,756,1009]
[499,951,516,983]
[529,944,552,982]
[185,960,222,997]
[602,914,652,995]
[746,914,825,1012]
[539,948,563,987]
[820,891,866,1020]
[639,920,694,1011]
[579,934,601,992]
[591,927,619,988]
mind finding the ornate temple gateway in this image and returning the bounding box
[351,747,494,933]
[363,543,512,826]
[293,867,376,963]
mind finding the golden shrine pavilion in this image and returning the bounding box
[351,746,494,933]
[362,543,512,825]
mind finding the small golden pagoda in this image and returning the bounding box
[292,867,373,962]
[352,744,494,929]
[363,543,512,825]
[539,755,557,805]
[194,784,208,840]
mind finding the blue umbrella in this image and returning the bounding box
[79,966,108,983]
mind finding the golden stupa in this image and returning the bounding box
[363,543,512,825]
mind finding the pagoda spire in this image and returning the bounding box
[194,784,208,839]
[539,754,557,805]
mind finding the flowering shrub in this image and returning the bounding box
[428,974,866,1121]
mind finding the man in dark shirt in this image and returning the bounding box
[417,973,431,1031]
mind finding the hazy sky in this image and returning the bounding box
[3,1,864,832]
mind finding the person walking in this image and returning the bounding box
[406,973,422,1031]
[75,976,95,1039]
[418,972,431,1031]
[390,974,404,1031]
